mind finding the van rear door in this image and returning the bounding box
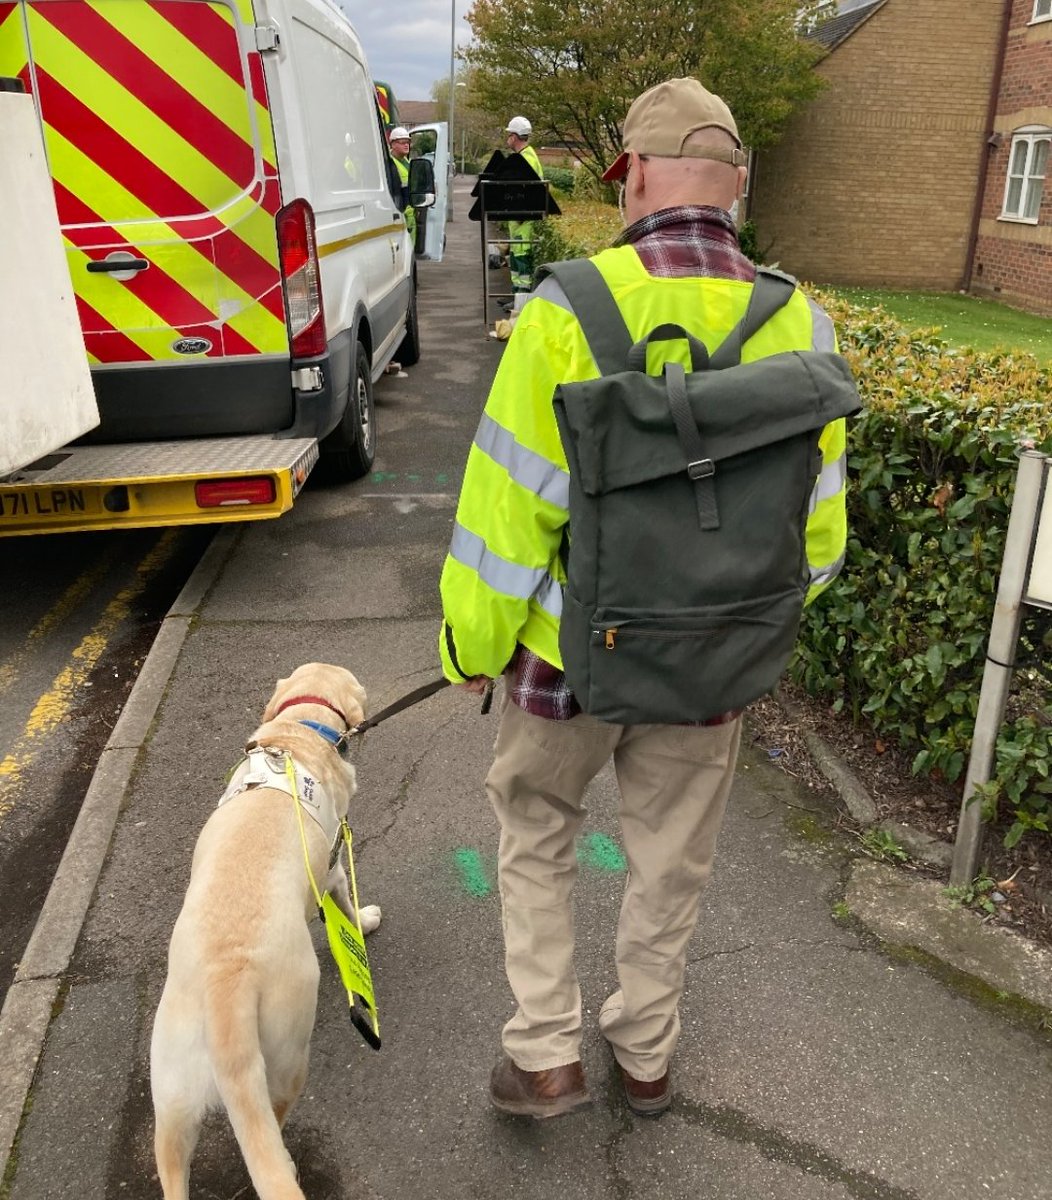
[0,0,291,433]
[273,0,410,368]
[408,122,450,263]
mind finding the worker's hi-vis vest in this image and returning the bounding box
[0,0,286,367]
[439,245,850,684]
[391,153,415,237]
[520,143,543,180]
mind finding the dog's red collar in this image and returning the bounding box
[273,694,351,728]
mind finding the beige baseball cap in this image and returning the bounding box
[602,77,745,182]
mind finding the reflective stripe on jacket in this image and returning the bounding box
[439,245,848,681]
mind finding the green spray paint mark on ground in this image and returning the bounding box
[453,848,492,897]
[453,836,624,896]
[577,833,626,872]
[369,470,454,485]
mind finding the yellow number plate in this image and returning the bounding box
[0,485,102,523]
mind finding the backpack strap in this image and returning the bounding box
[664,361,719,530]
[540,258,632,376]
[708,267,798,369]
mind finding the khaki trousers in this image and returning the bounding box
[485,694,741,1081]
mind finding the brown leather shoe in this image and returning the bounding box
[620,1066,671,1116]
[489,1055,591,1119]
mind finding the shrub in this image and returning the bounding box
[534,200,623,264]
[795,293,1052,849]
[544,167,576,197]
[737,218,762,264]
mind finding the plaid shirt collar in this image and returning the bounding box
[614,204,741,249]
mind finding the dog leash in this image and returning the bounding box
[336,675,494,748]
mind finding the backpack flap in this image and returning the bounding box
[553,349,859,498]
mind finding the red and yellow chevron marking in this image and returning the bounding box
[375,83,392,126]
[4,1,287,364]
[0,3,27,75]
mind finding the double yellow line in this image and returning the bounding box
[0,531,179,823]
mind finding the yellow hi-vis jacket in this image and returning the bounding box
[392,153,416,240]
[520,143,544,179]
[439,246,849,683]
[507,144,544,285]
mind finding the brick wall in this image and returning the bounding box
[749,0,1004,289]
[969,1,1052,314]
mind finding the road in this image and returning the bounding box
[0,526,212,999]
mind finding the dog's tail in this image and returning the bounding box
[206,981,306,1200]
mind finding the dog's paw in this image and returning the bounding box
[358,904,382,935]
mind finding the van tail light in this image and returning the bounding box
[276,198,327,359]
[195,477,276,508]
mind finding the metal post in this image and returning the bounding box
[950,450,1047,884]
[448,1,456,179]
[480,181,490,325]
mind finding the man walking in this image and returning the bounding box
[504,115,543,295]
[439,79,849,1119]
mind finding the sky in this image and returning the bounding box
[339,1,473,103]
[336,1,866,103]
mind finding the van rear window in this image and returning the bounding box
[25,0,262,226]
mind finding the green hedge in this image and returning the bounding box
[796,295,1052,848]
[544,167,577,198]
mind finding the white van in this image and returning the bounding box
[1,0,435,495]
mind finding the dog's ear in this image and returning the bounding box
[333,671,367,728]
[261,670,298,723]
[261,663,332,723]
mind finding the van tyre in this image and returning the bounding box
[321,342,375,481]
[397,281,421,367]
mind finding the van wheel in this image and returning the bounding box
[321,342,376,481]
[397,281,421,366]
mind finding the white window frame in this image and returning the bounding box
[1032,0,1052,22]
[1000,128,1050,224]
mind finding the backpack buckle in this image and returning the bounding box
[687,458,715,481]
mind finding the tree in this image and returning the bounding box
[432,70,503,169]
[464,1,827,173]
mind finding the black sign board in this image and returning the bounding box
[468,151,561,221]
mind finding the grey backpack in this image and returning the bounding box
[544,258,861,725]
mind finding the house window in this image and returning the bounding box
[1001,131,1050,222]
[1033,0,1052,20]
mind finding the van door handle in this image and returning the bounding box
[86,258,149,273]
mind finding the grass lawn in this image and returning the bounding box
[829,287,1052,363]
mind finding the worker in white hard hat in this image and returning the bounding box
[504,117,544,295]
[389,126,416,245]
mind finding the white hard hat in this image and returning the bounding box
[389,126,410,140]
[505,116,532,137]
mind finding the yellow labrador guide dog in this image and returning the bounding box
[151,664,380,1200]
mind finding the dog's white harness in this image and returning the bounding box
[218,746,342,858]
